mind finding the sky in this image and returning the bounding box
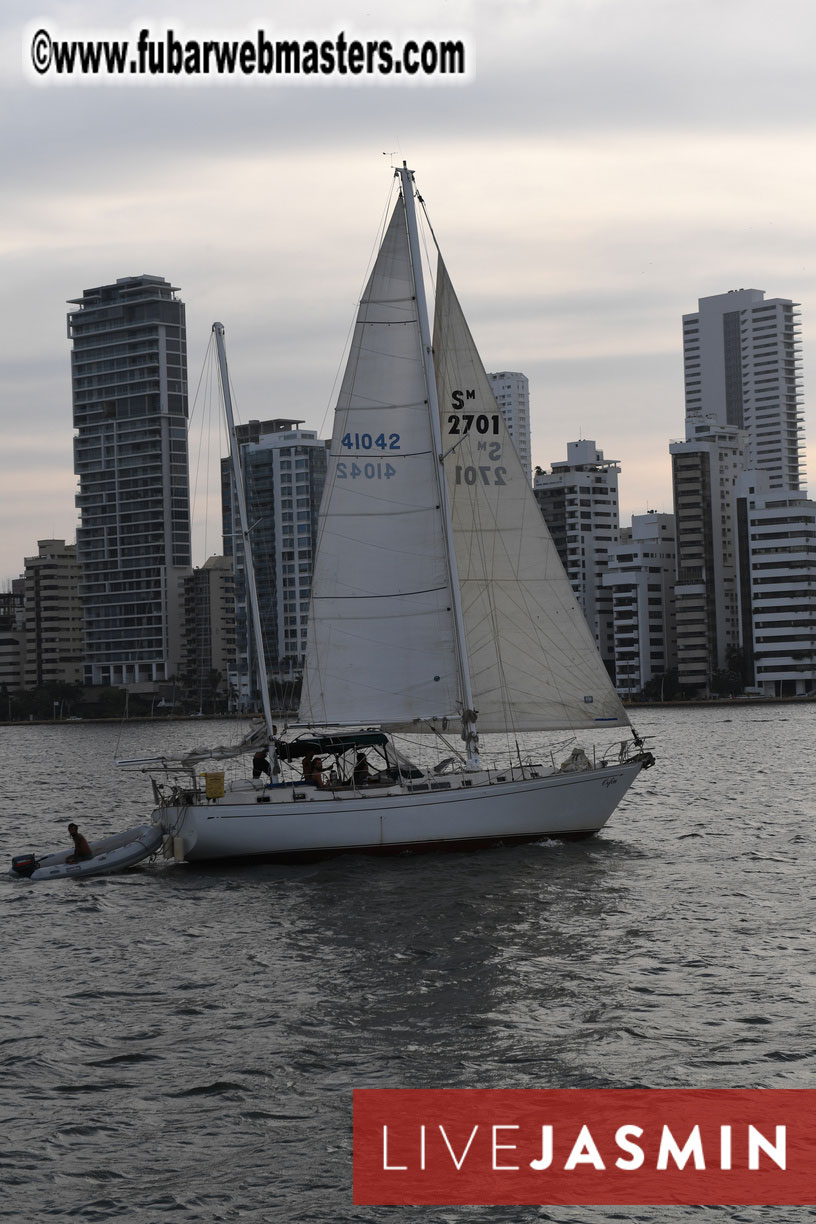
[4,0,816,582]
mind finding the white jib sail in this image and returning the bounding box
[433,258,630,732]
[299,198,460,727]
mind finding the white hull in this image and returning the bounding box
[154,761,645,863]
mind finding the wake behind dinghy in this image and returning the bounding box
[9,824,163,881]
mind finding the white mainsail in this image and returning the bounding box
[299,198,460,727]
[433,258,630,732]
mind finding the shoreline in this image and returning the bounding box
[625,695,816,709]
[1,695,813,728]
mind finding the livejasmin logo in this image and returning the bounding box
[353,1089,816,1206]
[381,1119,786,1173]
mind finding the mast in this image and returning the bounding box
[397,164,480,767]
[213,322,277,750]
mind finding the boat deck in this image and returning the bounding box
[173,759,612,808]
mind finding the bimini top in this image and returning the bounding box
[278,731,389,760]
[117,727,393,772]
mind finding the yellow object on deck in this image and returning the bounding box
[201,771,225,799]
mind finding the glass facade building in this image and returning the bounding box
[68,275,191,687]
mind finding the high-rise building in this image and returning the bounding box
[221,419,328,705]
[488,371,531,481]
[67,275,192,689]
[22,540,84,689]
[734,471,816,697]
[533,440,620,673]
[682,289,804,489]
[602,513,677,697]
[180,555,236,711]
[0,580,25,695]
[670,423,746,695]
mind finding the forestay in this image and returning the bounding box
[299,198,460,727]
[433,258,629,732]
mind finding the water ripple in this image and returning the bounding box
[1,711,814,1221]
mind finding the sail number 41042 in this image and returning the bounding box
[341,432,400,450]
[337,460,397,480]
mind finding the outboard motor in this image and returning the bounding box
[11,854,39,879]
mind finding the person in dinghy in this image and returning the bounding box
[66,823,94,863]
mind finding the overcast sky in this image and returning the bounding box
[3,0,816,582]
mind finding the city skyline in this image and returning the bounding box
[4,0,816,581]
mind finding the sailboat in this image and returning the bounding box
[137,164,654,862]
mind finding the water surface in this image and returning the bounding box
[2,707,814,1221]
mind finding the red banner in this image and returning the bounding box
[353,1089,816,1204]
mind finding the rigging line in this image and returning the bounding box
[311,583,449,601]
[186,327,214,432]
[419,721,466,763]
[440,434,469,461]
[416,191,442,262]
[417,194,437,310]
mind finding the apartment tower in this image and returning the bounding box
[533,440,620,675]
[602,513,677,697]
[683,289,804,489]
[0,580,26,694]
[221,419,328,707]
[181,555,236,711]
[488,371,532,481]
[22,539,84,689]
[669,424,746,695]
[68,275,192,688]
[734,470,816,697]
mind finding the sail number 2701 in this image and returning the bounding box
[455,465,507,486]
[446,413,500,436]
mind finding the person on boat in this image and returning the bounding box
[302,751,326,787]
[252,749,271,779]
[252,730,282,781]
[353,752,370,786]
[66,823,93,863]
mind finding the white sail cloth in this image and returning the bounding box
[433,259,629,731]
[299,188,629,735]
[299,200,460,727]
